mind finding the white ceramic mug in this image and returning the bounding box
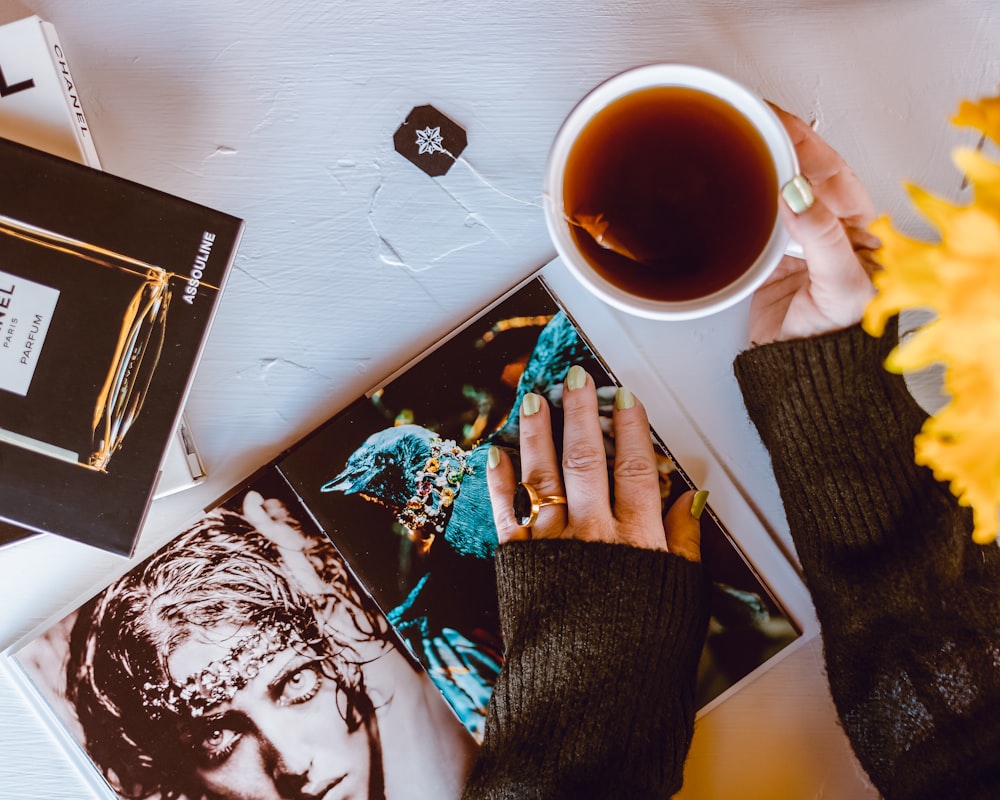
[543,64,799,321]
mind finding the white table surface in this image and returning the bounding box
[1,1,997,797]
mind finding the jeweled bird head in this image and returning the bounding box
[320,424,438,511]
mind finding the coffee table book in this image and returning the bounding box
[0,137,243,555]
[3,264,814,799]
[0,15,212,551]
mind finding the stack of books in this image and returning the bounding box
[0,15,244,553]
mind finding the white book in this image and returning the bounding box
[0,15,101,167]
[0,16,206,528]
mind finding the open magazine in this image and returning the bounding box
[5,267,809,800]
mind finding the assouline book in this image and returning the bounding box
[4,267,813,800]
[0,137,243,554]
[0,14,210,551]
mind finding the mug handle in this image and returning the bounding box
[784,239,804,260]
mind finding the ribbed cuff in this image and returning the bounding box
[495,539,708,676]
[734,324,1000,800]
[733,322,936,572]
[469,539,708,799]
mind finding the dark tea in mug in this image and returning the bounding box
[563,86,777,302]
[544,65,798,320]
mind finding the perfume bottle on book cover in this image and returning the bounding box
[0,214,214,471]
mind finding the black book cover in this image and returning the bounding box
[0,137,243,554]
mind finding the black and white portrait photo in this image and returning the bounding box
[12,471,476,800]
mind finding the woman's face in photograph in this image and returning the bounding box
[167,628,376,800]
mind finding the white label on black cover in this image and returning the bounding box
[0,268,59,395]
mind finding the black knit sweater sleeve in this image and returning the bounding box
[462,538,708,800]
[734,322,1000,800]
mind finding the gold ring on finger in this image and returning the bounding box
[513,481,568,528]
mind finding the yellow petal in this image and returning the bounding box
[954,148,1000,213]
[883,323,945,374]
[863,227,950,337]
[952,96,1000,145]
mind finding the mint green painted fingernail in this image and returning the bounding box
[566,365,587,391]
[781,174,815,215]
[487,445,501,469]
[614,387,634,410]
[690,490,710,520]
[521,392,541,416]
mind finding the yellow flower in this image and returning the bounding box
[863,94,1000,544]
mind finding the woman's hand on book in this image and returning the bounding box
[749,106,881,345]
[486,366,702,563]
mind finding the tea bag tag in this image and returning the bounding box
[393,105,467,177]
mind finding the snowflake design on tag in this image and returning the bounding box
[415,126,446,155]
[395,106,467,176]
